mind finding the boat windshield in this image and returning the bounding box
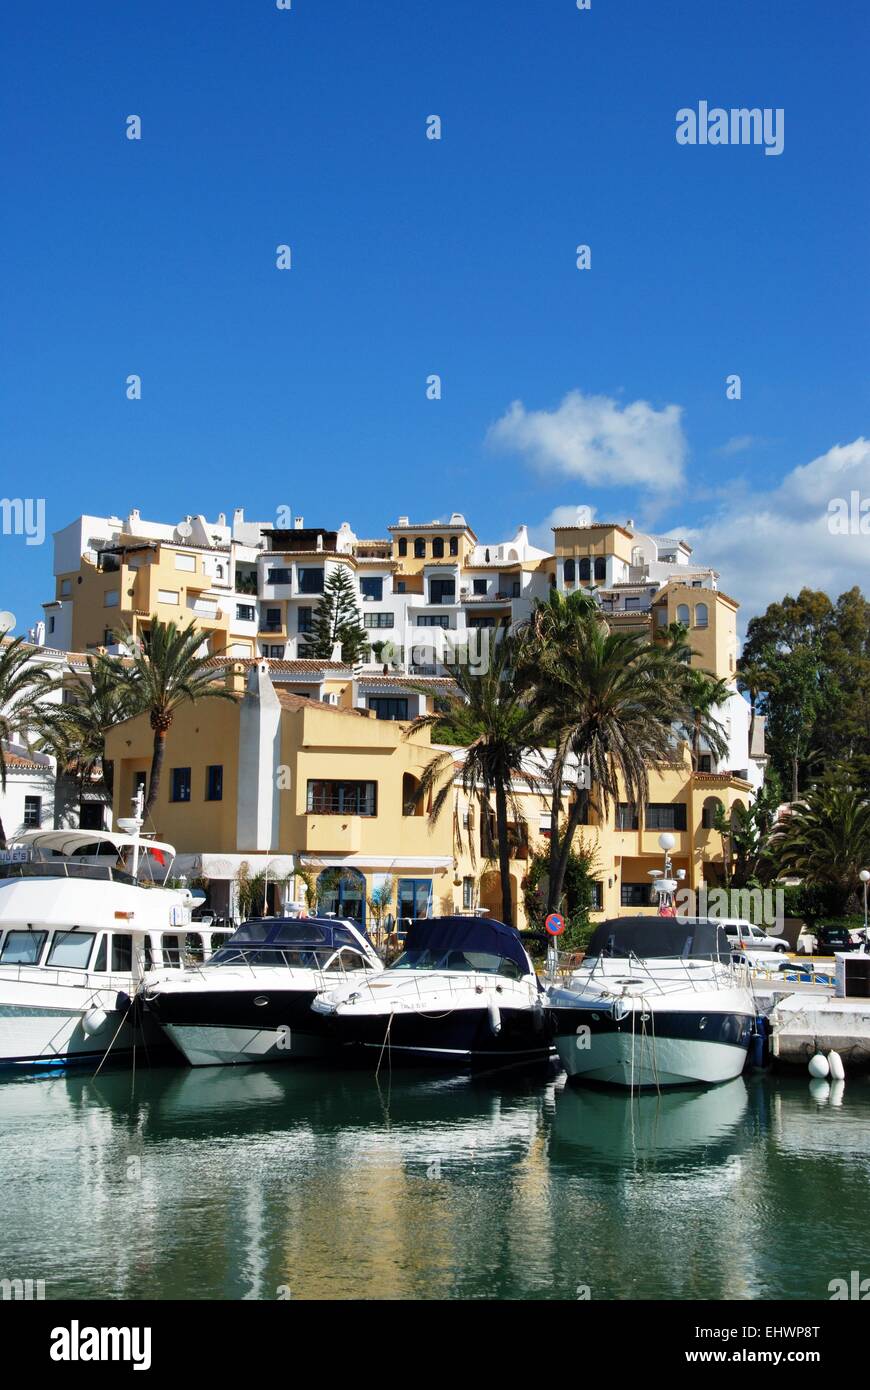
[207,946,336,969]
[389,947,523,979]
[0,930,48,965]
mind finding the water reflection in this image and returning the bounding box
[0,1064,867,1300]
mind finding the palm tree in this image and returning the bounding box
[37,654,137,799]
[680,669,730,772]
[0,631,59,847]
[125,619,237,821]
[405,633,542,926]
[768,778,870,913]
[737,657,769,756]
[531,615,688,914]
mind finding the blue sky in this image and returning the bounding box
[2,0,868,633]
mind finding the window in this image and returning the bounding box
[171,767,192,803]
[449,537,458,556]
[462,877,475,909]
[263,607,282,631]
[620,883,653,908]
[695,603,709,627]
[564,559,576,582]
[306,780,377,816]
[624,596,641,610]
[157,589,179,605]
[591,882,604,910]
[360,577,383,601]
[432,537,444,559]
[112,934,133,972]
[398,878,432,919]
[48,616,55,634]
[103,629,115,647]
[175,553,196,572]
[206,765,223,801]
[655,607,668,626]
[298,568,324,594]
[512,580,521,597]
[594,557,606,581]
[416,614,450,628]
[104,590,120,607]
[469,616,496,629]
[61,579,71,596]
[267,568,292,585]
[398,538,408,557]
[364,612,394,628]
[698,755,713,774]
[267,645,285,658]
[396,581,406,593]
[0,930,47,964]
[47,931,96,969]
[473,578,487,595]
[23,795,41,827]
[414,538,426,558]
[298,607,313,633]
[368,697,409,721]
[676,604,690,625]
[578,558,591,581]
[79,801,104,830]
[616,802,639,831]
[236,604,256,622]
[92,936,107,971]
[645,803,687,831]
[429,579,455,604]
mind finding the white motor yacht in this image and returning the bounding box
[547,917,758,1089]
[0,825,228,1072]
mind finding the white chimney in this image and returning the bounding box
[397,515,409,526]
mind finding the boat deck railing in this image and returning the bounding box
[0,861,145,887]
[554,949,746,997]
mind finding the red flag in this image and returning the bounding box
[150,847,165,866]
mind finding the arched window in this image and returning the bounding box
[449,536,458,556]
[676,603,690,625]
[594,557,606,581]
[564,558,575,582]
[215,564,224,580]
[432,537,444,559]
[695,603,708,628]
[414,537,426,558]
[402,772,423,817]
[701,796,723,830]
[578,558,591,581]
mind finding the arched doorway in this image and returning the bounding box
[317,868,366,924]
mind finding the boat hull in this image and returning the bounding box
[551,1005,754,1088]
[145,986,338,1067]
[322,1004,553,1071]
[0,995,163,1072]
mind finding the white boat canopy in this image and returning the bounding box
[12,828,177,862]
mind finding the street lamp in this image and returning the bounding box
[860,869,870,938]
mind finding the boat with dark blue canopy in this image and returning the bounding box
[312,915,552,1070]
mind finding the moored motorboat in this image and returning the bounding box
[0,825,221,1072]
[547,917,756,1089]
[311,915,552,1071]
[143,915,383,1066]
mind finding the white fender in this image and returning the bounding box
[828,1050,845,1081]
[808,1053,830,1079]
[82,1007,108,1036]
[487,1000,502,1036]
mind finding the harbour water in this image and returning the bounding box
[1,1064,867,1301]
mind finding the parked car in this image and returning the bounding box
[717,918,789,953]
[808,923,865,955]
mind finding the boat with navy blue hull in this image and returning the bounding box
[311,916,553,1071]
[546,917,757,1089]
[143,916,383,1066]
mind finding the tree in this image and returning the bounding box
[124,619,237,821]
[405,632,542,926]
[767,778,870,915]
[526,608,687,913]
[0,631,58,847]
[522,835,599,951]
[37,654,137,800]
[302,568,369,664]
[679,669,730,772]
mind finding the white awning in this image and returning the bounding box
[12,828,176,859]
[172,853,296,880]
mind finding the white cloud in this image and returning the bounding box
[715,434,763,457]
[679,437,870,627]
[487,390,687,492]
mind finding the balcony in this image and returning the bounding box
[258,621,287,636]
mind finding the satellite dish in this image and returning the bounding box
[0,611,16,633]
[176,521,193,538]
